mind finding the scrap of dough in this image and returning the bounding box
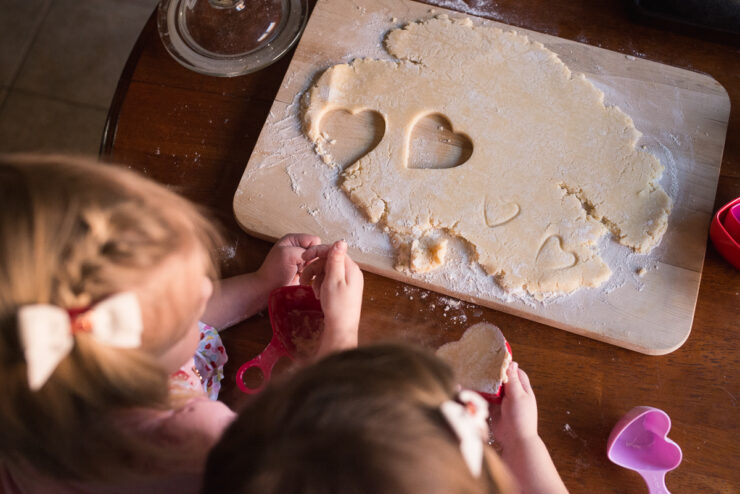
[303,15,672,297]
[436,322,511,394]
[393,232,448,273]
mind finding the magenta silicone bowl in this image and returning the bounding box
[710,197,740,270]
[606,406,682,493]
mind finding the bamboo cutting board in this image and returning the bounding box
[233,0,730,354]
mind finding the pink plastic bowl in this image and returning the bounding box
[725,202,740,243]
[710,197,740,270]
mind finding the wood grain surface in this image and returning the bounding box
[101,1,739,491]
[232,0,730,355]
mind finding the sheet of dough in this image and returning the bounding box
[303,15,672,298]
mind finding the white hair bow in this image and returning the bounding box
[439,389,490,478]
[17,292,143,391]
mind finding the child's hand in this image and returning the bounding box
[299,241,363,356]
[200,235,320,329]
[490,362,570,494]
[490,362,539,449]
[256,233,321,291]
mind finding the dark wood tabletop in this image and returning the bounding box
[101,1,739,492]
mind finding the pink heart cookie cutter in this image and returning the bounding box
[606,406,682,494]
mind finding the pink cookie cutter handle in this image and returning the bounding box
[235,336,292,394]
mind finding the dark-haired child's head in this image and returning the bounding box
[204,343,516,494]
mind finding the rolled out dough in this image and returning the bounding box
[303,15,672,297]
[436,322,511,394]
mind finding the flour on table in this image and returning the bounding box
[302,15,672,298]
[436,322,512,394]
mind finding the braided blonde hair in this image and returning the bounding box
[0,154,221,481]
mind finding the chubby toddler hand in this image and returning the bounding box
[490,362,539,449]
[299,240,363,356]
[256,233,321,292]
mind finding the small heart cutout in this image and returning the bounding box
[485,199,520,227]
[407,113,473,169]
[317,109,385,169]
[535,235,577,270]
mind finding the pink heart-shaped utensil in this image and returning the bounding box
[607,407,682,494]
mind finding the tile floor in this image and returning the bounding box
[0,0,159,155]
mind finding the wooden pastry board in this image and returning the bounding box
[233,0,730,354]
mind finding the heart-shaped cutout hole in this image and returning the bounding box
[317,109,385,169]
[535,235,577,270]
[407,113,473,169]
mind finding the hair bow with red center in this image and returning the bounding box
[17,292,143,391]
[439,389,490,478]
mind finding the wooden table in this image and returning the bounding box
[101,1,739,491]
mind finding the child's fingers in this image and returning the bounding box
[285,246,314,266]
[517,367,534,397]
[504,361,525,398]
[302,244,332,262]
[279,233,321,248]
[312,272,325,299]
[324,241,347,284]
[299,258,325,285]
[282,246,319,280]
[344,256,363,285]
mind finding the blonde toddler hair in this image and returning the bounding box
[0,154,220,481]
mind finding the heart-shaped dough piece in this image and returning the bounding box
[436,322,512,394]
